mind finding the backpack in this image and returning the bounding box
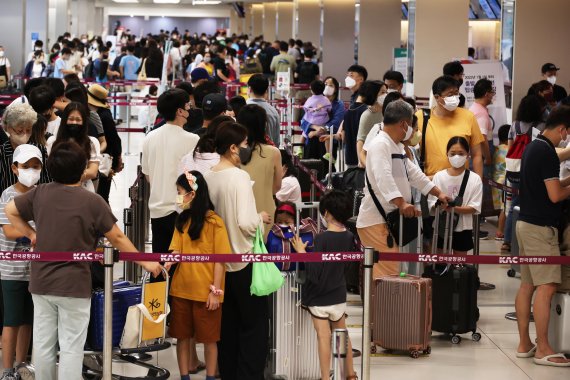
[297,61,316,84]
[505,121,534,178]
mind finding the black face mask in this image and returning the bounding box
[239,146,253,165]
[67,123,82,136]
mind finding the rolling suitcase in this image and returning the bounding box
[266,271,320,379]
[371,215,432,358]
[422,205,481,344]
[87,283,142,350]
[548,292,570,354]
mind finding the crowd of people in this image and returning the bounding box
[0,27,569,380]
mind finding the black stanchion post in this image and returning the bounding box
[361,247,374,380]
[103,246,114,379]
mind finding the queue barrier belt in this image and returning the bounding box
[2,251,567,265]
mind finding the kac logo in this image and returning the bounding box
[241,255,261,262]
[0,252,11,260]
[499,257,518,264]
[160,254,180,262]
[322,253,341,261]
[419,254,438,263]
[73,253,93,261]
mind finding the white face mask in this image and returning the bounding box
[0,51,5,58]
[175,194,191,210]
[345,76,356,89]
[377,93,387,106]
[319,212,328,229]
[449,154,467,168]
[323,85,335,97]
[403,123,413,142]
[547,76,557,85]
[204,56,211,63]
[442,95,460,111]
[17,168,41,187]
[387,88,398,94]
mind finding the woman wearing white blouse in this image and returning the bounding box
[204,122,271,380]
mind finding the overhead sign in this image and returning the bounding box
[393,48,408,82]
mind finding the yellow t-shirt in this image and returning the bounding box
[416,107,485,177]
[168,211,230,302]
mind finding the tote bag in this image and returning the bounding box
[250,227,284,296]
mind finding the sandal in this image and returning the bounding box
[501,243,511,252]
[533,353,570,367]
[495,232,504,241]
[189,361,206,374]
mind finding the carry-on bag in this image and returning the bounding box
[371,215,432,357]
[266,271,320,379]
[422,204,481,344]
[548,292,570,354]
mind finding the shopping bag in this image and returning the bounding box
[120,302,170,349]
[250,227,284,296]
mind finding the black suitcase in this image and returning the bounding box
[422,205,481,344]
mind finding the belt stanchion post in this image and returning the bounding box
[288,96,294,144]
[103,246,115,380]
[126,93,132,155]
[473,214,480,271]
[326,124,334,190]
[332,328,348,380]
[361,247,374,380]
[310,169,317,219]
[123,208,137,282]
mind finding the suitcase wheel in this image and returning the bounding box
[472,332,482,342]
[451,335,461,344]
[370,344,377,354]
[423,346,431,355]
[507,269,516,278]
[410,350,420,359]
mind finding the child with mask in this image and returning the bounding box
[301,80,332,160]
[166,171,231,380]
[428,136,483,255]
[265,202,318,271]
[0,144,42,380]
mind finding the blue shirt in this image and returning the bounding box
[119,55,141,81]
[54,58,66,78]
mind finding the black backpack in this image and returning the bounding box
[297,62,316,84]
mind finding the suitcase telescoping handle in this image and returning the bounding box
[432,202,456,274]
[398,213,423,275]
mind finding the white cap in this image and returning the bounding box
[13,144,43,165]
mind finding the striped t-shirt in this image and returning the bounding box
[0,185,34,280]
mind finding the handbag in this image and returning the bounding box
[99,153,113,177]
[120,303,170,349]
[250,226,284,296]
[437,170,470,239]
[365,174,418,248]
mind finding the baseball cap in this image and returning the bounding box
[542,63,560,73]
[13,144,43,164]
[202,93,227,114]
[191,68,211,83]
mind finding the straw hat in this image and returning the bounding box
[87,84,110,109]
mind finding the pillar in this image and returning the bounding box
[26,0,49,67]
[263,3,277,42]
[276,2,294,42]
[0,1,26,75]
[322,0,356,81]
[245,4,253,37]
[511,0,570,108]
[295,0,321,47]
[230,8,241,35]
[48,0,70,45]
[409,0,469,98]
[358,0,401,80]
[252,4,263,37]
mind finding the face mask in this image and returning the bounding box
[319,212,328,229]
[387,89,398,94]
[81,39,88,44]
[377,93,387,106]
[560,129,570,148]
[408,130,422,146]
[403,123,413,142]
[66,123,82,136]
[35,47,42,51]
[323,85,335,97]
[442,95,460,112]
[17,168,41,187]
[0,51,5,58]
[547,76,557,85]
[278,224,290,229]
[239,146,252,165]
[175,194,191,210]
[345,76,356,89]
[92,43,98,49]
[449,154,467,168]
[10,133,31,146]
[204,56,211,63]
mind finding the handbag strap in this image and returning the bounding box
[135,303,170,324]
[457,170,470,200]
[419,109,431,172]
[139,59,147,77]
[365,174,390,225]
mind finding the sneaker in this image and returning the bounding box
[495,232,504,241]
[0,369,17,380]
[477,230,489,240]
[322,152,336,164]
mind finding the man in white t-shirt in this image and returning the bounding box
[142,89,199,256]
[469,78,495,178]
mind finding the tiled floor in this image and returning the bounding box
[22,122,570,379]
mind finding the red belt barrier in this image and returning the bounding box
[0,250,568,265]
[116,128,145,133]
[483,177,519,195]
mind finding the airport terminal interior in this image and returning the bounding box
[0,0,570,379]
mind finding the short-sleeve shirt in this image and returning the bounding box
[169,211,230,302]
[519,135,561,227]
[0,186,34,280]
[213,57,229,82]
[54,57,66,79]
[14,182,117,298]
[120,55,141,81]
[469,102,492,141]
[416,107,486,177]
[0,141,52,195]
[508,121,544,141]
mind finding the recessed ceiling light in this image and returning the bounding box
[192,0,222,4]
[113,0,139,3]
[154,0,180,3]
